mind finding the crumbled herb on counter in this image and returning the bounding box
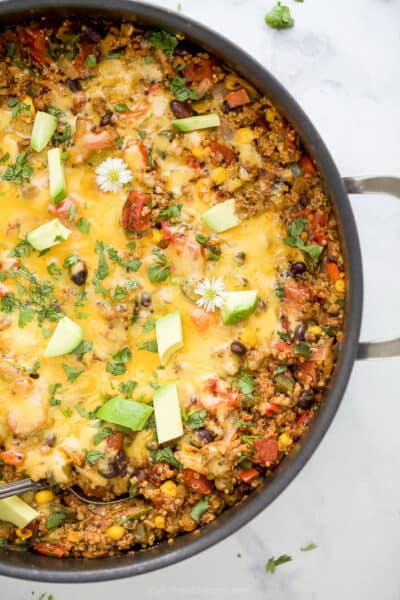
[265,554,293,573]
[265,2,294,29]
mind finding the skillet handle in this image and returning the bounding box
[343,176,400,360]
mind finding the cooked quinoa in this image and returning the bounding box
[0,19,344,558]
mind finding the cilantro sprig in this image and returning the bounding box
[284,217,323,266]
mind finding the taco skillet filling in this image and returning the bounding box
[0,20,344,558]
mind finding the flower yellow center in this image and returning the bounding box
[108,169,120,183]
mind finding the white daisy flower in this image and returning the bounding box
[195,277,226,313]
[95,157,132,193]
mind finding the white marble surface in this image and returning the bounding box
[2,0,400,597]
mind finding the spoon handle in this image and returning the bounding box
[0,478,48,500]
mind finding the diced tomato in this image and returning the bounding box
[0,283,8,297]
[48,197,75,219]
[239,468,259,483]
[122,191,150,231]
[186,155,201,170]
[106,432,123,452]
[265,402,281,416]
[295,361,317,386]
[137,143,148,164]
[209,141,236,165]
[226,389,240,409]
[207,378,220,395]
[183,469,212,494]
[271,340,293,356]
[297,411,311,425]
[33,542,66,558]
[253,438,279,465]
[17,26,51,65]
[225,88,251,109]
[0,257,19,271]
[326,262,340,283]
[299,154,316,174]
[313,230,327,245]
[184,58,214,82]
[312,211,328,228]
[284,284,312,304]
[190,308,215,333]
[0,449,26,466]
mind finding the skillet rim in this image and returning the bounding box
[0,0,363,582]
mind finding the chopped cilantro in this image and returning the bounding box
[168,76,198,102]
[62,363,84,382]
[186,409,207,430]
[284,217,323,266]
[190,496,210,523]
[46,511,67,529]
[237,373,255,395]
[49,382,62,406]
[2,150,33,186]
[265,2,294,29]
[107,246,142,271]
[85,54,97,68]
[93,425,113,446]
[1,293,19,313]
[147,247,171,283]
[76,218,91,234]
[63,254,79,268]
[147,29,178,57]
[139,340,158,353]
[159,204,182,220]
[6,97,31,118]
[6,43,16,58]
[119,380,138,398]
[265,554,293,573]
[150,447,183,471]
[301,542,317,552]
[114,104,131,113]
[84,449,105,464]
[273,364,287,375]
[47,262,63,280]
[18,304,35,328]
[142,317,156,333]
[106,347,132,376]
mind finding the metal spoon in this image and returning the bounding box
[0,478,130,505]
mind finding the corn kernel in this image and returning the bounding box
[106,525,125,541]
[154,515,166,529]
[335,279,345,293]
[16,528,32,540]
[225,178,242,193]
[152,229,163,244]
[278,432,293,450]
[240,329,257,348]
[211,167,228,185]
[191,146,205,159]
[309,325,322,337]
[35,490,55,505]
[67,531,81,543]
[160,480,177,497]
[235,128,255,144]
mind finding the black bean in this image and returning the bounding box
[290,261,307,277]
[139,292,152,307]
[298,390,315,409]
[99,110,114,127]
[170,100,193,119]
[237,482,252,495]
[294,323,307,341]
[174,40,202,56]
[83,27,102,43]
[45,433,56,447]
[235,251,246,264]
[66,78,82,93]
[197,428,215,443]
[101,450,127,479]
[29,372,39,379]
[222,100,233,114]
[230,340,247,355]
[69,260,88,286]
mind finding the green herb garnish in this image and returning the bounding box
[284,217,323,266]
[168,76,198,102]
[265,2,294,30]
[190,496,210,523]
[265,554,293,573]
[106,347,132,376]
[150,447,183,471]
[147,29,178,57]
[147,247,171,283]
[2,150,33,186]
[62,363,84,383]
